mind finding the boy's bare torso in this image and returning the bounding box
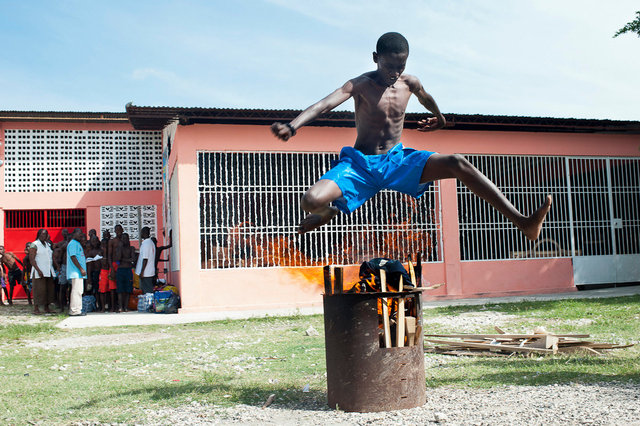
[350,72,417,155]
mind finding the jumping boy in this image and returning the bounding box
[271,32,551,239]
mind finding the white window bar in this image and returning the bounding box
[458,154,640,261]
[198,151,442,269]
[458,154,571,261]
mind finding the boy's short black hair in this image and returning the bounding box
[376,32,409,55]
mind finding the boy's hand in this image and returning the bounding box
[417,115,446,132]
[271,122,295,141]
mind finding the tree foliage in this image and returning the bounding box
[613,11,640,38]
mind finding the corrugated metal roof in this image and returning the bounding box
[2,106,639,134]
[0,110,128,123]
[124,104,640,134]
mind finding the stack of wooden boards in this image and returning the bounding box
[425,327,634,356]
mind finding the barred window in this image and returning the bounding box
[458,155,640,261]
[3,129,162,192]
[198,151,442,269]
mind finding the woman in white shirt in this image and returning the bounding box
[28,229,56,315]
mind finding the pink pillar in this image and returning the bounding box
[439,179,463,296]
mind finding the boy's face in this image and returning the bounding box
[373,51,408,86]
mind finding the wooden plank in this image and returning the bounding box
[333,266,343,294]
[426,334,590,339]
[380,269,392,348]
[494,326,506,334]
[323,265,332,295]
[407,259,416,287]
[425,339,556,354]
[415,252,422,287]
[529,335,559,350]
[396,276,405,347]
[405,316,416,347]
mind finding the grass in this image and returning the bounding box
[0,295,638,424]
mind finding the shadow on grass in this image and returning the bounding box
[428,294,640,317]
[426,354,640,387]
[72,377,329,412]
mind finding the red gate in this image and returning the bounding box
[3,209,86,300]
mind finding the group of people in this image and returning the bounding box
[0,225,171,316]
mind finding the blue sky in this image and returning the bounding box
[1,0,639,120]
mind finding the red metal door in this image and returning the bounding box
[3,209,86,299]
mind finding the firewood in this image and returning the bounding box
[407,258,416,287]
[334,266,343,294]
[396,276,405,347]
[529,334,559,351]
[380,269,391,348]
[405,316,416,347]
[426,333,590,340]
[425,339,556,354]
[323,265,332,295]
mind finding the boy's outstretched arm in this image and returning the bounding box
[408,76,446,132]
[271,80,355,141]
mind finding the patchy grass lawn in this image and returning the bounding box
[1,295,638,425]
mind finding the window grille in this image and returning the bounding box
[458,155,640,261]
[4,209,85,229]
[458,155,571,261]
[2,129,162,192]
[610,159,640,255]
[100,205,157,240]
[198,151,441,269]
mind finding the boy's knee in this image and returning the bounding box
[445,154,471,173]
[301,190,326,212]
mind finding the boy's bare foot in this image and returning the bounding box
[297,207,339,234]
[518,195,552,241]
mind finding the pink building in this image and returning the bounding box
[0,111,164,301]
[2,108,640,312]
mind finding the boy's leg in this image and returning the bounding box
[298,179,343,234]
[420,154,552,241]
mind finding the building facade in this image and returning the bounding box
[3,107,640,311]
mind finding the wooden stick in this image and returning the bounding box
[415,252,422,287]
[334,266,343,294]
[323,265,332,295]
[380,269,392,348]
[405,316,416,347]
[407,258,416,288]
[425,339,555,354]
[396,276,405,347]
[425,333,591,339]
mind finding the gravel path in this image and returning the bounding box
[144,382,640,425]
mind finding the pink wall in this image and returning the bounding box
[163,123,640,312]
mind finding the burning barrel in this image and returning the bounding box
[322,263,426,412]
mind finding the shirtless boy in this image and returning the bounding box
[113,233,135,312]
[0,246,30,305]
[271,32,551,239]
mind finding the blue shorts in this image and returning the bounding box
[320,143,436,214]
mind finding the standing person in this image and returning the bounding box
[115,233,135,312]
[66,229,87,316]
[29,229,56,315]
[0,246,30,305]
[53,231,70,312]
[85,235,102,295]
[152,229,172,286]
[271,32,551,239]
[97,239,116,312]
[107,225,123,309]
[135,227,156,294]
[22,243,33,303]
